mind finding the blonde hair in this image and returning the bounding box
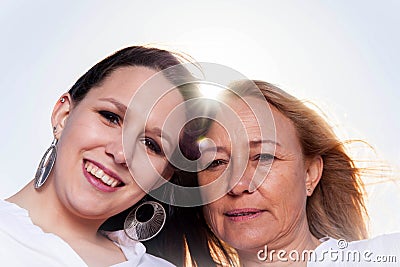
[230,80,368,241]
[175,79,371,266]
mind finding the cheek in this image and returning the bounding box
[144,155,168,173]
[265,168,308,221]
[197,172,206,186]
[197,171,218,186]
[197,172,228,204]
[57,126,93,163]
[128,154,170,190]
[60,111,108,147]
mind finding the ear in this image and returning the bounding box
[305,155,323,196]
[51,93,73,139]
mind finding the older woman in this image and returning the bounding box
[0,46,210,266]
[180,80,399,266]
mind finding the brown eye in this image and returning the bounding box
[206,159,228,169]
[141,137,162,155]
[99,111,121,125]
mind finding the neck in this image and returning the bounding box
[7,179,105,244]
[238,218,321,267]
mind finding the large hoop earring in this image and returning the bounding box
[34,138,58,189]
[124,201,166,241]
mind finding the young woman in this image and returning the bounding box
[0,46,198,266]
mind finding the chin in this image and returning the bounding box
[229,239,266,254]
[223,232,267,252]
[65,196,112,219]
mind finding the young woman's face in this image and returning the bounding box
[198,96,321,255]
[51,66,185,221]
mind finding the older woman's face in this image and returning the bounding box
[198,96,320,253]
[51,66,185,220]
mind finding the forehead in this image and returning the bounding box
[207,96,299,149]
[87,66,164,104]
[146,89,186,132]
[209,96,273,138]
[87,65,185,114]
[118,66,185,129]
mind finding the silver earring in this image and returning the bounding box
[124,201,166,241]
[34,138,58,189]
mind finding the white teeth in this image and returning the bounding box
[85,161,121,188]
[95,169,104,177]
[101,175,110,184]
[87,164,93,172]
[90,169,101,179]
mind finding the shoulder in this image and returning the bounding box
[104,230,175,267]
[347,233,400,254]
[316,233,400,248]
[0,199,26,214]
[136,253,176,267]
[308,234,400,266]
[0,200,87,266]
[0,199,30,231]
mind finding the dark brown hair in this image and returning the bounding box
[68,46,190,103]
[80,46,220,266]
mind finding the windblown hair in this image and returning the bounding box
[230,80,369,241]
[159,79,370,266]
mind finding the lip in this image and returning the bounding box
[224,208,265,222]
[82,159,124,192]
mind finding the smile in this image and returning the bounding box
[85,161,122,187]
[83,160,125,192]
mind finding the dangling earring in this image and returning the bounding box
[34,128,58,189]
[124,201,166,241]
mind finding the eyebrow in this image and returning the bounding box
[249,140,281,147]
[99,98,127,114]
[201,139,280,154]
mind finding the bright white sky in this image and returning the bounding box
[0,1,399,237]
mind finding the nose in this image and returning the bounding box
[105,137,127,166]
[227,157,257,196]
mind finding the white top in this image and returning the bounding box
[0,200,174,267]
[307,234,400,266]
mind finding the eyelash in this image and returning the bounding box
[205,159,228,170]
[99,110,121,126]
[141,137,163,155]
[205,153,275,170]
[255,153,275,162]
